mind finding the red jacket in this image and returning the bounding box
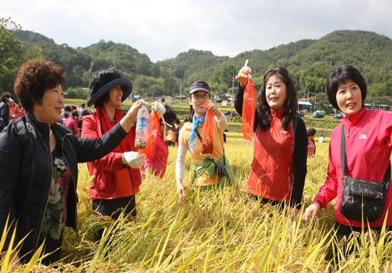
[81,112,142,199]
[248,110,295,201]
[314,107,392,227]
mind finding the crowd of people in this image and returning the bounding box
[0,59,391,266]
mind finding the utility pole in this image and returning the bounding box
[89,61,94,81]
[231,74,235,105]
[179,80,182,99]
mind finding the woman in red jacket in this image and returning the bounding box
[235,65,308,213]
[303,66,392,243]
[81,69,146,224]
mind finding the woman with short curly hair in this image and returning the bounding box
[0,59,143,264]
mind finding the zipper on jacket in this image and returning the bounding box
[21,119,37,209]
[26,135,36,206]
[61,134,80,245]
[33,124,53,252]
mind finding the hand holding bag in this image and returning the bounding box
[340,125,391,222]
[195,129,228,177]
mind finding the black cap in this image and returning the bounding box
[189,80,210,95]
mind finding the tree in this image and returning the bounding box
[0,17,24,94]
[133,75,165,97]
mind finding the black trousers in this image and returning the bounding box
[38,232,63,265]
[249,194,284,206]
[92,195,136,242]
[327,222,392,266]
[335,222,392,241]
[92,195,137,220]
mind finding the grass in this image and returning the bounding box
[2,137,392,272]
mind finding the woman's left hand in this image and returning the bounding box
[207,102,222,119]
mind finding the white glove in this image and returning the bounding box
[122,152,146,169]
[152,102,166,118]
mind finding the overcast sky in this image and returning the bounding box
[1,0,391,62]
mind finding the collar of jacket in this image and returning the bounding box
[25,112,71,140]
[270,108,284,118]
[342,106,367,127]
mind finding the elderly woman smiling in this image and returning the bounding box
[0,60,143,264]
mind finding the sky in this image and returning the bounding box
[1,0,391,62]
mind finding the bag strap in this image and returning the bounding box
[340,125,347,176]
[195,128,202,142]
[195,128,226,165]
[341,125,390,185]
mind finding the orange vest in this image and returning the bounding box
[247,111,294,201]
[8,102,23,121]
[167,129,177,143]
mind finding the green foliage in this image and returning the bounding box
[65,87,90,99]
[2,18,392,104]
[133,75,165,97]
[157,49,230,85]
[0,18,24,94]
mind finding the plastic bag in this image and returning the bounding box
[202,108,214,155]
[139,111,160,159]
[242,78,257,142]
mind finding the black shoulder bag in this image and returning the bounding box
[195,129,228,177]
[340,125,391,222]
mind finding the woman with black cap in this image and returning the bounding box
[0,60,142,264]
[81,69,151,226]
[175,80,235,198]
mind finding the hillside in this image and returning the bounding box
[8,29,392,104]
[79,40,153,80]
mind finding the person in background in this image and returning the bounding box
[223,129,228,143]
[175,80,236,198]
[0,60,143,264]
[81,69,146,230]
[174,118,181,144]
[0,92,12,132]
[166,117,181,146]
[77,108,92,132]
[318,133,325,143]
[61,105,72,124]
[167,124,177,146]
[235,65,307,213]
[303,66,392,259]
[65,110,80,136]
[77,103,88,116]
[7,96,24,122]
[307,128,316,157]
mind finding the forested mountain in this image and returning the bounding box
[159,30,392,106]
[1,18,391,107]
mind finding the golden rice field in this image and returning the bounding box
[2,136,392,272]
